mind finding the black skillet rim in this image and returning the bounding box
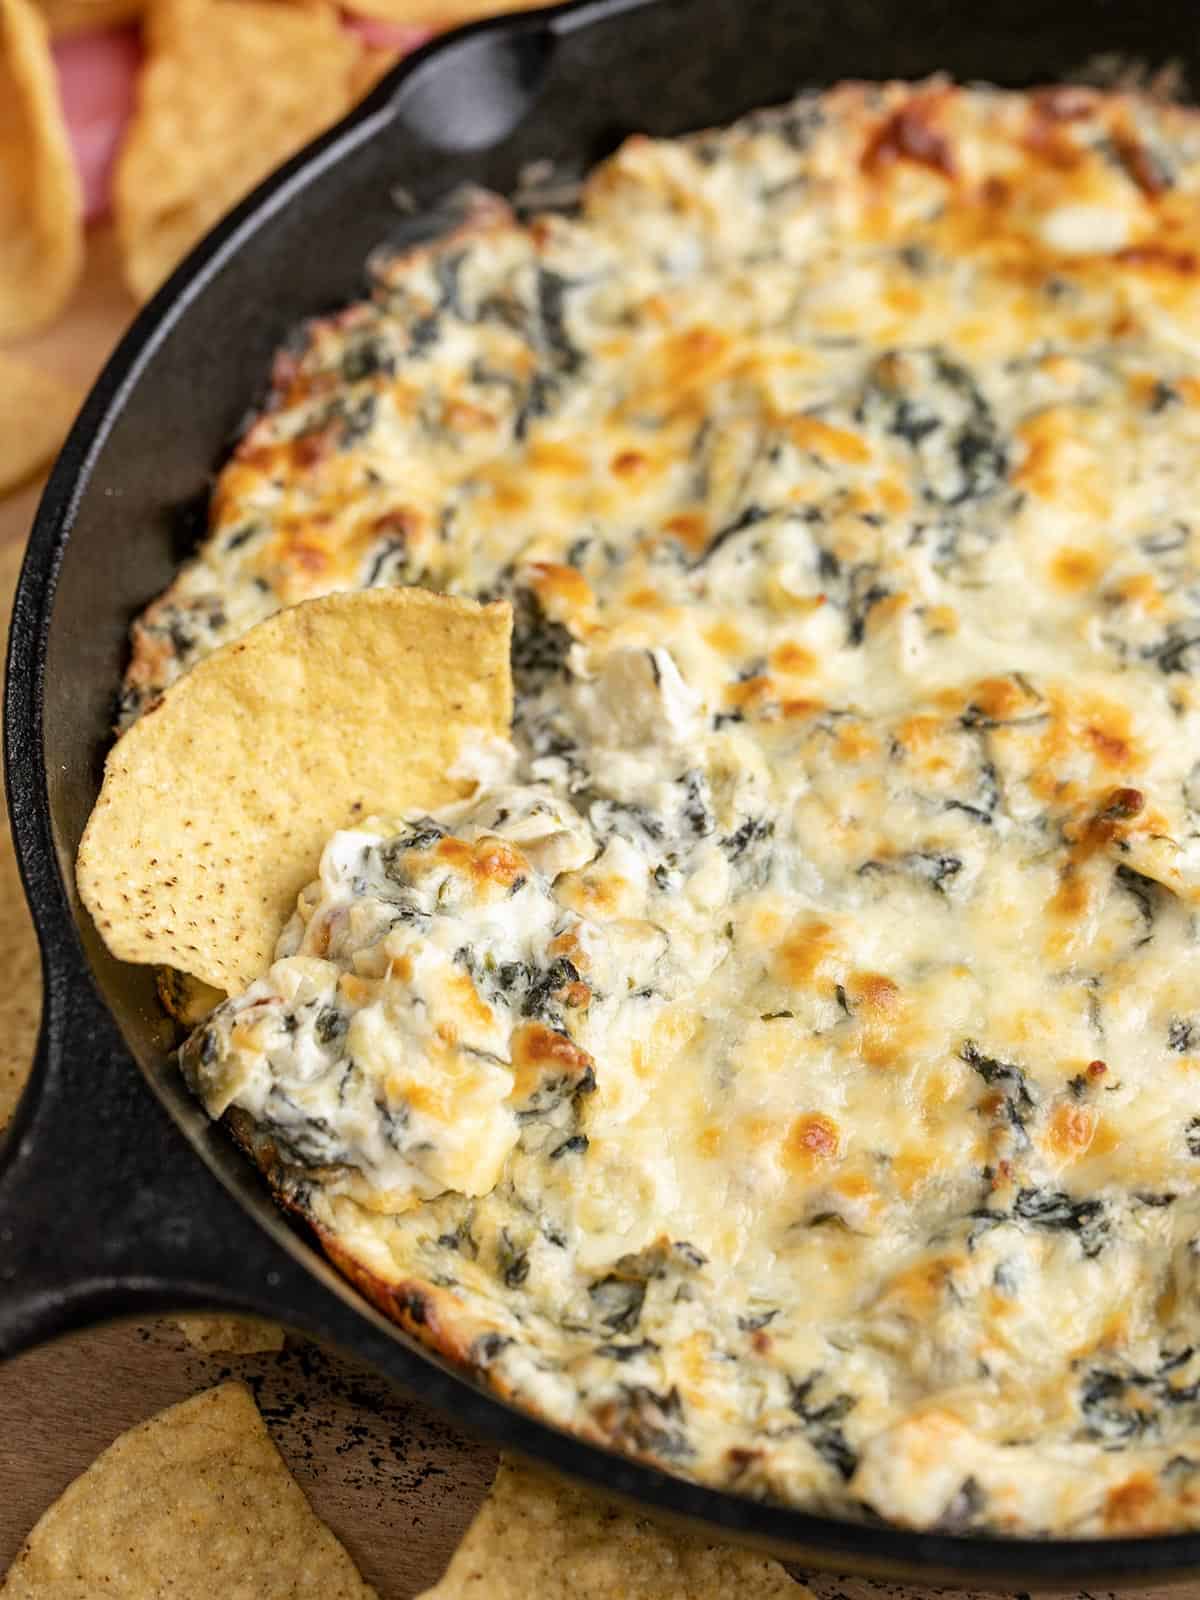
[8,0,1200,1581]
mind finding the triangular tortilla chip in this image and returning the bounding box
[0,1382,377,1598]
[114,0,358,301]
[0,0,83,336]
[175,1314,285,1353]
[0,353,81,494]
[77,587,512,992]
[0,534,41,1128]
[417,1458,806,1599]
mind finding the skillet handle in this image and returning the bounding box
[0,939,304,1360]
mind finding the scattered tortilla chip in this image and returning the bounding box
[0,0,83,336]
[36,0,143,35]
[348,41,404,101]
[176,1314,287,1353]
[417,1458,805,1600]
[0,536,41,1128]
[0,1381,378,1598]
[342,0,552,24]
[77,587,513,992]
[0,352,81,495]
[114,0,358,301]
[0,788,41,1128]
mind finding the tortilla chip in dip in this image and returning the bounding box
[76,587,513,993]
[0,0,83,336]
[417,1457,806,1599]
[0,1381,377,1598]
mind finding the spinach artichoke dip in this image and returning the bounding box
[125,79,1200,1534]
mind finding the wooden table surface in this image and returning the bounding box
[0,230,1176,1600]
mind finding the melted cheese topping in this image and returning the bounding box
[163,79,1200,1534]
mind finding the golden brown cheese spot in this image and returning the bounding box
[786,415,872,464]
[892,714,947,763]
[557,865,636,918]
[431,834,530,894]
[659,510,710,555]
[1044,1101,1099,1162]
[1107,572,1165,616]
[1064,786,1146,863]
[1086,1115,1120,1159]
[337,973,378,1009]
[861,95,957,179]
[621,585,677,617]
[1116,243,1198,275]
[1105,1475,1166,1533]
[527,440,589,476]
[778,697,825,722]
[483,477,531,515]
[704,618,745,657]
[444,971,498,1034]
[876,474,912,515]
[634,325,733,418]
[724,674,776,712]
[696,1124,722,1159]
[1084,724,1133,769]
[834,720,880,762]
[770,641,818,678]
[777,919,843,989]
[526,561,594,622]
[1050,546,1105,591]
[546,927,591,974]
[892,1147,936,1197]
[879,1255,962,1316]
[609,448,650,480]
[783,1112,841,1172]
[441,398,499,434]
[847,971,901,1016]
[510,1021,594,1101]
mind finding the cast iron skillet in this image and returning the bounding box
[1,0,1197,1582]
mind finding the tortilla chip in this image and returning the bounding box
[342,0,551,24]
[0,1381,378,1598]
[176,1314,287,1353]
[156,964,226,1025]
[417,1458,806,1599]
[114,0,359,301]
[0,536,40,1129]
[0,352,81,496]
[0,798,42,1129]
[77,587,513,993]
[348,42,403,101]
[36,0,142,34]
[0,0,83,336]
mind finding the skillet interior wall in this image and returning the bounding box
[38,0,1196,1145]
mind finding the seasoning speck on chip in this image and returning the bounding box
[0,0,83,336]
[76,586,513,992]
[417,1457,805,1599]
[0,1381,378,1598]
